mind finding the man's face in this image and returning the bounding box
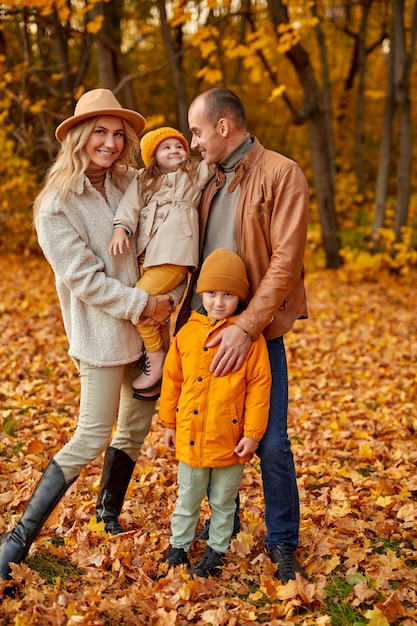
[188,100,227,165]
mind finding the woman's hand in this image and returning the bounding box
[140,294,174,325]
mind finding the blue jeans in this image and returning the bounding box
[257,336,300,550]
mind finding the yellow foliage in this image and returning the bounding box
[268,85,287,102]
[277,30,301,54]
[364,607,390,626]
[191,25,220,47]
[225,43,250,59]
[0,120,39,254]
[86,15,104,34]
[199,39,217,59]
[196,67,223,84]
[338,227,417,282]
[29,99,46,115]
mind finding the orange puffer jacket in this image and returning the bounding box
[159,311,271,468]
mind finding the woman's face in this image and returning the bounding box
[85,116,125,169]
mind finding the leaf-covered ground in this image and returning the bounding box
[0,253,416,626]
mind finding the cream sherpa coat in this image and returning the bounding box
[36,170,150,368]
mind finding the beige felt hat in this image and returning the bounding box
[55,89,146,142]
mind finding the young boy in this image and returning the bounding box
[159,248,272,578]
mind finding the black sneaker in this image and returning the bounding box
[195,518,241,540]
[268,544,306,584]
[165,547,189,567]
[188,546,225,578]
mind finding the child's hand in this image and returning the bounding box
[109,227,131,255]
[164,428,176,452]
[234,436,259,457]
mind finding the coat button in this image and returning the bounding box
[190,440,195,445]
[233,419,238,423]
[203,347,208,351]
[193,409,198,414]
[198,376,203,382]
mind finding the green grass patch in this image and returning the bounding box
[371,536,413,557]
[2,417,16,436]
[324,576,367,626]
[26,550,84,585]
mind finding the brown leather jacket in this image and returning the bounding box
[176,137,308,340]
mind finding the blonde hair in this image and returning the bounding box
[33,117,140,222]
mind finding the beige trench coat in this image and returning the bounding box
[113,160,214,270]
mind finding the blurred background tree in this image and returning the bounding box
[0,0,416,274]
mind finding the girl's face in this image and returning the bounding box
[202,290,240,320]
[155,138,188,173]
[85,116,125,169]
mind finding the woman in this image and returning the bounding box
[0,89,176,581]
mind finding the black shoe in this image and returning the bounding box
[165,547,189,567]
[195,518,241,540]
[268,544,306,584]
[195,519,210,540]
[188,546,225,578]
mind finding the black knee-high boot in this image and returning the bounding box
[0,459,76,580]
[95,446,135,535]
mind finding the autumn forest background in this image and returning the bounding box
[0,1,416,624]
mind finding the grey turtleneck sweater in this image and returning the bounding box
[191,133,253,311]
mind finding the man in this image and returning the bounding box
[175,88,309,583]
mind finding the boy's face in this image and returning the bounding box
[202,290,240,320]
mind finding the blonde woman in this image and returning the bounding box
[0,89,177,581]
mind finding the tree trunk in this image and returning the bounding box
[91,1,135,109]
[266,0,341,268]
[354,0,372,196]
[372,40,394,250]
[392,0,417,240]
[157,0,189,135]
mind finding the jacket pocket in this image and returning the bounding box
[176,203,197,238]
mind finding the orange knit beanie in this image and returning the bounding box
[196,249,249,301]
[140,127,189,167]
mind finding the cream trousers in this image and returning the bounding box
[54,360,155,481]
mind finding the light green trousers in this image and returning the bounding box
[170,462,244,554]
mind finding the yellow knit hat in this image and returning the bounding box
[140,127,189,167]
[196,249,249,301]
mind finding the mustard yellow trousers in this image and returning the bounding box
[136,264,187,352]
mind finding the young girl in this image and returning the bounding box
[109,127,214,400]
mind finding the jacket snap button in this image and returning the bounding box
[190,440,195,445]
[198,376,203,382]
[193,409,198,414]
